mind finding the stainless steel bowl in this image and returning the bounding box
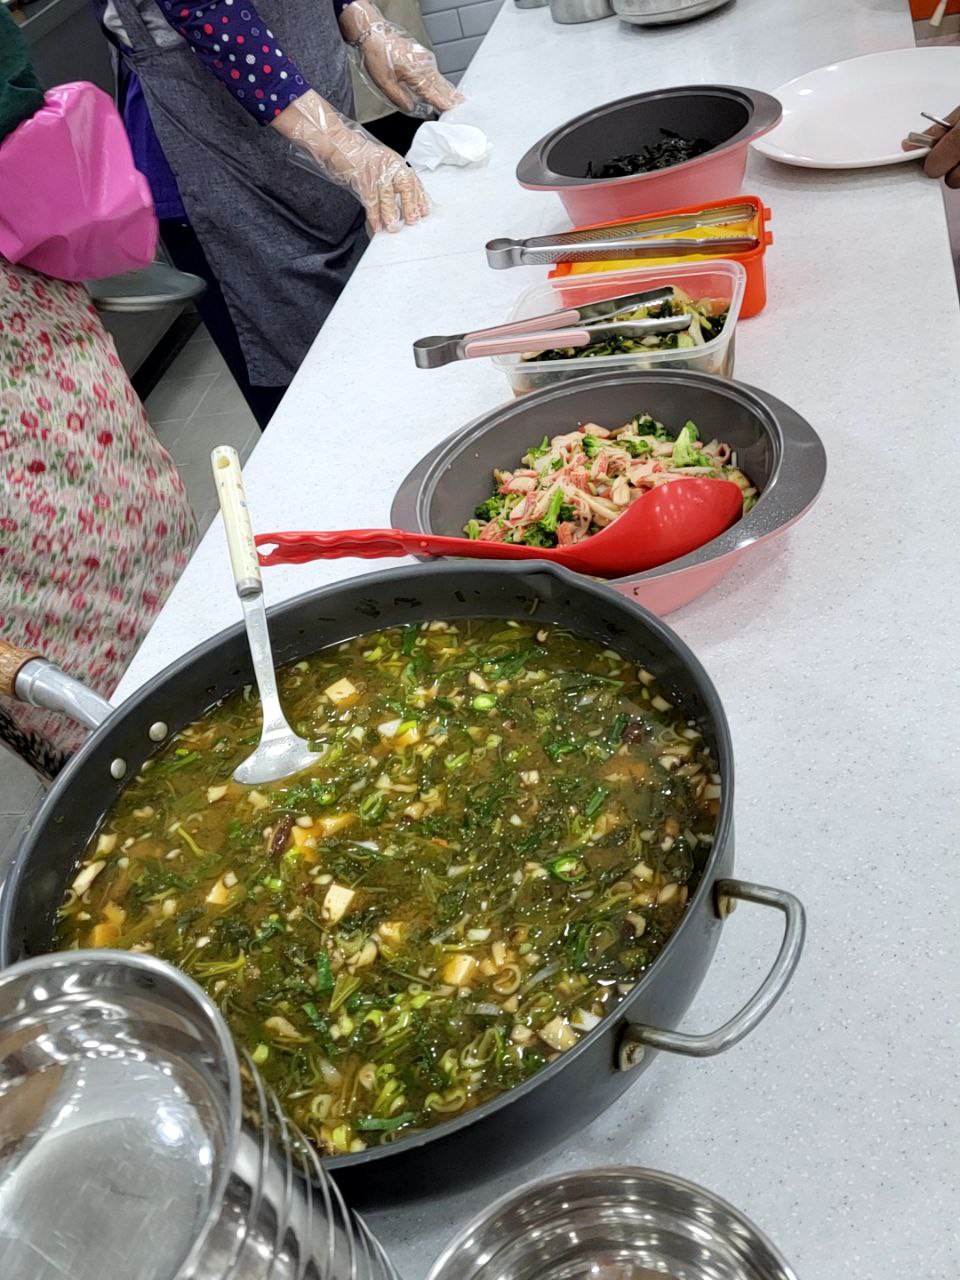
[613,0,734,26]
[427,1167,800,1280]
[0,951,238,1280]
[0,951,396,1280]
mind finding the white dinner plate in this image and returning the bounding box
[752,46,960,169]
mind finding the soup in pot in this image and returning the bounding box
[58,620,720,1154]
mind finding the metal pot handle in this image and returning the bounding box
[618,879,805,1070]
[0,639,112,731]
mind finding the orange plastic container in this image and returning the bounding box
[548,195,772,319]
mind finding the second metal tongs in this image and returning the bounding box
[487,202,760,269]
[414,286,691,369]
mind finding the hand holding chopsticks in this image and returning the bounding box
[902,106,960,187]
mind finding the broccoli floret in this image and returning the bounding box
[623,437,653,458]
[474,494,506,521]
[558,503,575,523]
[671,422,702,467]
[464,519,482,540]
[581,435,602,458]
[524,435,551,461]
[520,526,555,548]
[539,488,565,533]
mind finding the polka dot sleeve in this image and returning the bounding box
[157,0,311,121]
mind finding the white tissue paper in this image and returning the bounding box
[406,122,492,172]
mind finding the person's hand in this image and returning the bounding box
[360,26,463,116]
[340,0,464,117]
[273,90,429,232]
[903,106,960,187]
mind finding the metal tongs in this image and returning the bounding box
[486,202,760,269]
[906,111,953,150]
[414,286,691,369]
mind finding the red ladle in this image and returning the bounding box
[256,479,744,579]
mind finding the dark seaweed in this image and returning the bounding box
[586,129,713,180]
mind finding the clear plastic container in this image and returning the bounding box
[494,259,746,396]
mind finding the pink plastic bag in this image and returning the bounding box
[0,81,158,282]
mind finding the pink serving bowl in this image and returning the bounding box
[517,86,782,224]
[391,369,824,617]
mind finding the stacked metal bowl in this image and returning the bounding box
[0,951,397,1280]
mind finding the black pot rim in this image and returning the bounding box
[0,560,735,1173]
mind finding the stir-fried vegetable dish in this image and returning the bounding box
[57,621,720,1155]
[466,415,756,549]
[524,289,727,363]
[586,130,713,179]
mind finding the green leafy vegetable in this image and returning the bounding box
[475,495,506,521]
[671,422,702,467]
[546,855,588,883]
[540,487,565,534]
[315,951,334,992]
[584,786,610,819]
[355,1111,417,1132]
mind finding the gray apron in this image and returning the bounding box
[109,0,368,385]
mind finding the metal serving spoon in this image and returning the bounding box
[212,446,320,785]
[255,478,745,580]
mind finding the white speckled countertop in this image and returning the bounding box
[115,0,960,1275]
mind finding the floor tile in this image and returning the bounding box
[169,410,259,468]
[192,371,257,424]
[0,746,42,815]
[0,814,20,867]
[177,461,218,515]
[0,811,35,876]
[165,336,225,380]
[145,373,217,425]
[196,508,218,538]
[152,418,185,451]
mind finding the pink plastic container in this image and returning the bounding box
[493,259,747,396]
[516,86,781,224]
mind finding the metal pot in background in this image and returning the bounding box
[613,0,735,25]
[427,1166,800,1280]
[549,0,613,22]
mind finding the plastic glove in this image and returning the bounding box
[903,106,960,187]
[339,0,464,118]
[273,89,429,232]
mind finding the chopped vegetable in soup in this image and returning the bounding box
[58,621,721,1155]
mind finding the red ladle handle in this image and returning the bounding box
[256,528,556,566]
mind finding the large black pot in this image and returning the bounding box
[0,563,803,1206]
